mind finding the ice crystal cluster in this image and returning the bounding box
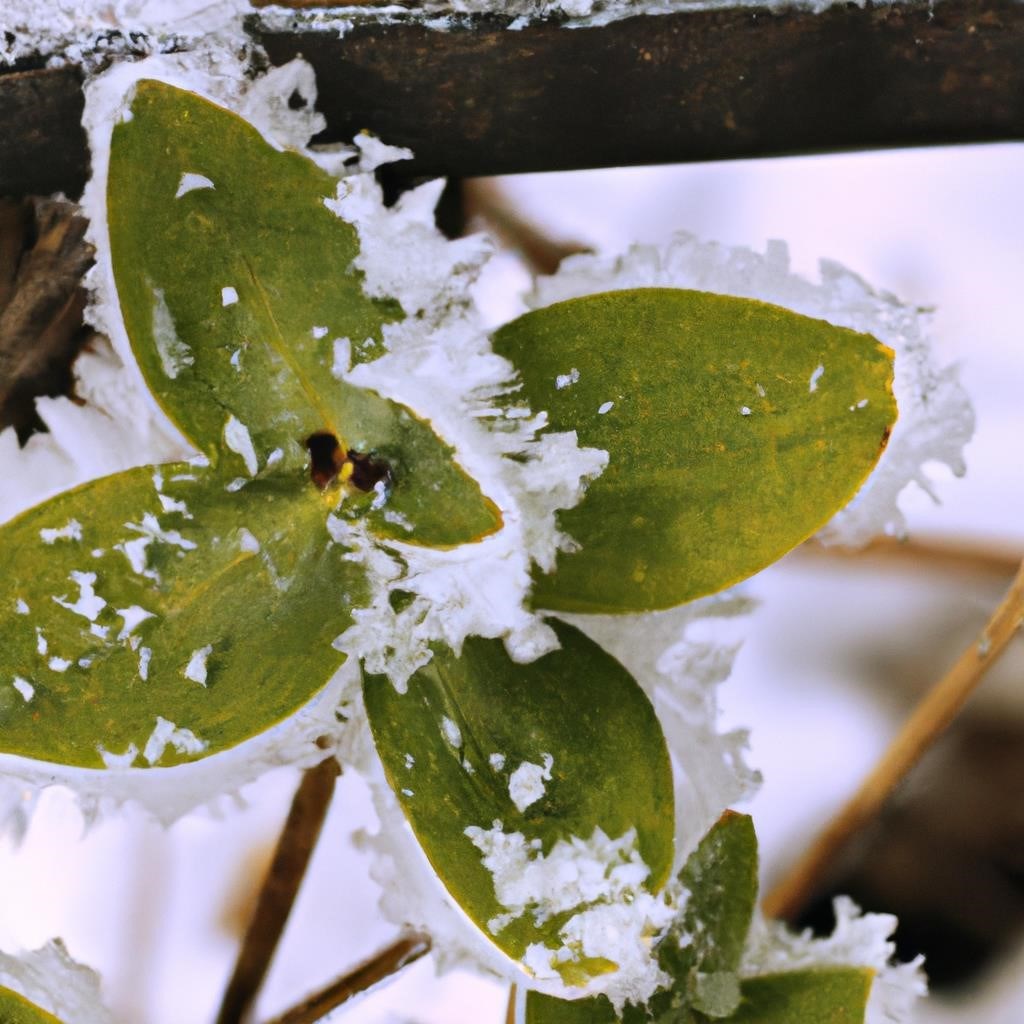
[0,10,969,1019]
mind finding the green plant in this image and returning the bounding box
[0,79,903,1022]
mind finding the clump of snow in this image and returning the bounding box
[530,233,973,545]
[507,753,554,811]
[0,940,113,1024]
[743,896,927,1024]
[466,823,674,1007]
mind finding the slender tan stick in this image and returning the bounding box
[262,933,432,1024]
[217,754,341,1024]
[505,985,517,1024]
[797,534,1021,578]
[763,557,1024,922]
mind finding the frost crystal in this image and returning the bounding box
[0,940,113,1024]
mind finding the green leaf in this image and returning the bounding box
[364,620,674,974]
[669,811,758,1014]
[522,812,758,1024]
[108,79,500,547]
[0,986,63,1024]
[492,288,897,612]
[730,968,874,1024]
[0,463,367,768]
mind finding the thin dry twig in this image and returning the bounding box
[505,985,517,1024]
[262,933,432,1024]
[763,557,1024,922]
[463,179,592,277]
[797,534,1021,578]
[217,754,341,1024]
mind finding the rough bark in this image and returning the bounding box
[2,0,1022,198]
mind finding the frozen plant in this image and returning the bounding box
[0,58,958,1024]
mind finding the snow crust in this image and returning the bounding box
[530,234,974,546]
[0,940,113,1024]
[1,0,925,69]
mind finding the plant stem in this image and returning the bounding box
[262,933,432,1024]
[763,557,1024,922]
[216,754,341,1024]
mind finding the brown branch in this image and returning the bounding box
[463,180,592,277]
[216,754,341,1024]
[4,0,1024,198]
[0,196,94,441]
[505,985,517,1024]
[763,557,1024,922]
[797,534,1022,578]
[261,933,432,1024]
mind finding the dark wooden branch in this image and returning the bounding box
[2,0,1022,199]
[216,755,341,1024]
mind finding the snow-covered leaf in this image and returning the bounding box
[669,810,758,1015]
[522,812,757,1023]
[364,620,674,981]
[0,986,63,1023]
[108,80,500,547]
[0,463,368,768]
[492,288,896,613]
[729,968,874,1023]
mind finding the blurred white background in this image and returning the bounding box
[1,141,1021,1023]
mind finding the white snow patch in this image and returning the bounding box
[237,527,261,553]
[143,716,208,765]
[740,405,752,416]
[35,629,48,656]
[312,325,329,339]
[12,677,35,703]
[97,743,139,770]
[116,605,156,641]
[175,172,215,198]
[441,716,463,749]
[39,519,83,544]
[52,571,106,622]
[490,753,507,771]
[221,285,239,306]
[151,287,194,379]
[555,367,580,390]
[15,599,29,615]
[809,363,825,392]
[47,657,73,673]
[508,753,554,812]
[598,401,614,415]
[184,645,213,686]
[464,823,673,1008]
[224,415,259,476]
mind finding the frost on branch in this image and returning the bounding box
[0,940,113,1024]
[530,233,974,546]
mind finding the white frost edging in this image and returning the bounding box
[0,659,362,837]
[529,233,975,546]
[0,940,114,1024]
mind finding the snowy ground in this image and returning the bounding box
[0,141,1021,1023]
